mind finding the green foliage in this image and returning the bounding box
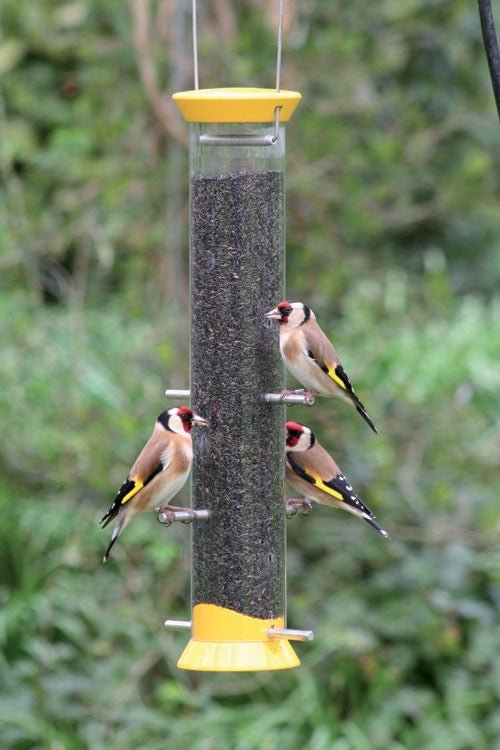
[1,0,499,748]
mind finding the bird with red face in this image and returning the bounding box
[285,421,389,538]
[265,301,377,434]
[100,406,207,561]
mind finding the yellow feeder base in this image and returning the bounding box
[177,604,300,672]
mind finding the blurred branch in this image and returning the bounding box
[127,0,187,146]
[396,436,427,515]
[393,525,499,548]
[372,199,441,229]
[478,0,500,122]
[108,649,163,716]
[212,0,237,40]
[0,98,43,302]
[159,0,191,307]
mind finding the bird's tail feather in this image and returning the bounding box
[100,507,118,530]
[103,515,130,563]
[355,402,378,435]
[363,513,390,539]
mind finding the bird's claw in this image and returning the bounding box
[286,499,313,518]
[278,389,316,405]
[180,508,197,525]
[157,508,176,526]
[157,505,197,525]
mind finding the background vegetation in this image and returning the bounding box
[1,1,499,748]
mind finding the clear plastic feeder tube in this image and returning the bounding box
[173,88,301,671]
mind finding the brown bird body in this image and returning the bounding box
[281,319,345,398]
[285,421,389,538]
[266,301,378,433]
[100,407,206,561]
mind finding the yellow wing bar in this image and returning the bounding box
[120,476,144,505]
[326,365,347,390]
[308,470,343,502]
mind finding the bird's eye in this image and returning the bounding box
[277,302,293,316]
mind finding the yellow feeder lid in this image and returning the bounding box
[172,87,301,123]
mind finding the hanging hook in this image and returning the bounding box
[191,0,285,94]
[190,0,285,146]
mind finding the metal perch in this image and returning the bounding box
[157,508,210,525]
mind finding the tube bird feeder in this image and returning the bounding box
[170,88,302,671]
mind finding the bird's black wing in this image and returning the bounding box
[286,453,317,486]
[330,364,378,435]
[100,462,164,529]
[321,472,376,518]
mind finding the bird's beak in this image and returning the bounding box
[265,307,282,320]
[192,414,208,427]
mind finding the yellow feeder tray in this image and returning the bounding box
[177,604,300,672]
[172,87,301,123]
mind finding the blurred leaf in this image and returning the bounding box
[0,39,26,75]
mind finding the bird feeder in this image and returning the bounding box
[168,87,306,671]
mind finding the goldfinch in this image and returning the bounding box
[265,301,378,434]
[100,406,207,562]
[285,421,389,538]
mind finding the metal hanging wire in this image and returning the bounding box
[191,0,285,92]
[192,0,199,90]
[275,0,285,93]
